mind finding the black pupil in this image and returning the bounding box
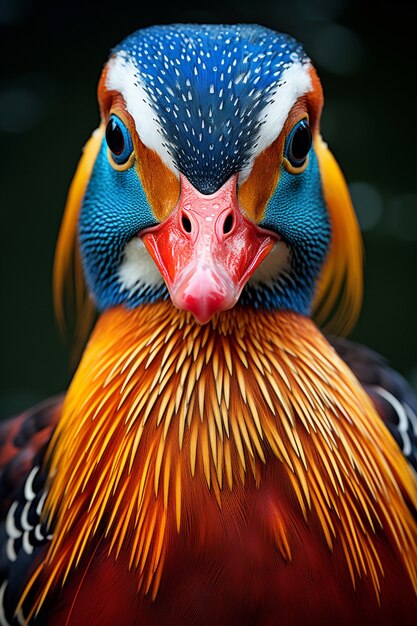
[290,122,311,164]
[106,118,125,156]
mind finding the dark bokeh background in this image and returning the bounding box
[1,0,416,417]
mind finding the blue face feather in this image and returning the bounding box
[243,148,330,313]
[79,142,166,309]
[78,23,330,318]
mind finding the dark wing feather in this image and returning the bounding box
[0,396,62,625]
[0,396,62,517]
[330,336,417,471]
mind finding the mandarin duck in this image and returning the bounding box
[0,23,417,626]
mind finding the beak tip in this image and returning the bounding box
[172,277,236,325]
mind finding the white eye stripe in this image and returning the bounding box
[240,63,312,183]
[106,54,178,177]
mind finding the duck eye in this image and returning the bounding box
[106,114,133,165]
[285,119,312,169]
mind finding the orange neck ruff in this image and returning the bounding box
[22,303,417,616]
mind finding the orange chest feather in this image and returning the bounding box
[22,303,417,623]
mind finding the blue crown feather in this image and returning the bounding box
[114,24,308,193]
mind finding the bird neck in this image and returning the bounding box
[22,301,417,617]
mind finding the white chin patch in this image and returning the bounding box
[118,238,164,295]
[248,241,291,287]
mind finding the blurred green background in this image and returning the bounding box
[0,0,416,417]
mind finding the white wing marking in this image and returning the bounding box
[5,502,21,540]
[23,466,39,503]
[0,581,11,626]
[372,385,412,457]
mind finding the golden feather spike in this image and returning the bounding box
[207,409,218,467]
[189,418,199,477]
[163,444,172,509]
[175,462,182,532]
[200,422,212,488]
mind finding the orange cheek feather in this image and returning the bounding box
[134,137,180,222]
[238,135,283,223]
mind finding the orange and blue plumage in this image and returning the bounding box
[1,23,417,626]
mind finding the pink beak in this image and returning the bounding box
[141,174,277,324]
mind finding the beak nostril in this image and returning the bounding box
[181,214,192,233]
[223,213,234,235]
